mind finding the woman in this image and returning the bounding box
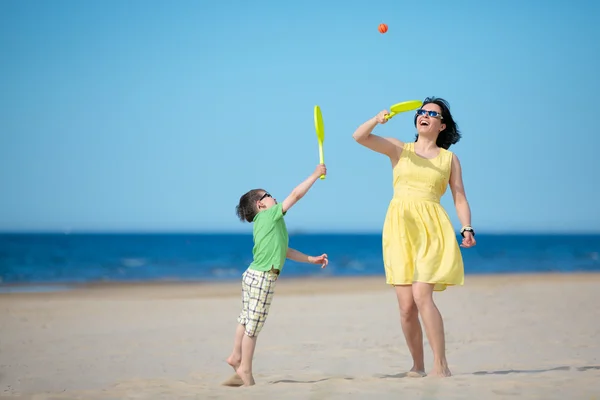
[352,97,476,377]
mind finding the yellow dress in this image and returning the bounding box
[382,142,464,291]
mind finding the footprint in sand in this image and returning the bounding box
[492,389,521,396]
[375,371,426,379]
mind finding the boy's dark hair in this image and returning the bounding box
[235,189,266,223]
[413,96,461,150]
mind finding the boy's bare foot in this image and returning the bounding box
[223,355,245,387]
[226,354,241,370]
[235,366,256,386]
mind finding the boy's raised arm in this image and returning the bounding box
[281,164,326,214]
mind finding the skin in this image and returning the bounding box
[225,164,329,387]
[352,103,476,378]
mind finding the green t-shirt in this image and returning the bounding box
[248,203,289,272]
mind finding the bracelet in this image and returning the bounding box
[460,225,475,237]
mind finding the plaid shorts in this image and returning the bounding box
[237,267,279,337]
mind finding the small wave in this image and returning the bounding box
[121,258,146,268]
[211,268,242,278]
[346,260,365,271]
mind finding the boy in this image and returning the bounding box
[224,163,329,387]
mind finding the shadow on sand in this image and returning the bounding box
[376,372,409,379]
[270,377,354,384]
[265,365,600,385]
[472,365,600,375]
[375,365,600,379]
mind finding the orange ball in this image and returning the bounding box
[378,23,388,34]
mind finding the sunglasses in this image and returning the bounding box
[259,192,272,201]
[416,109,443,119]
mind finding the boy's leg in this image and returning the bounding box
[223,271,251,387]
[226,323,246,371]
[236,269,278,386]
[236,334,258,386]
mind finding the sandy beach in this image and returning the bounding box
[1,273,599,399]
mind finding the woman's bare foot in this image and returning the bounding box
[235,365,256,386]
[430,361,452,377]
[407,367,427,378]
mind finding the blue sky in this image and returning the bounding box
[1,0,599,233]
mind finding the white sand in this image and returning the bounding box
[1,273,599,399]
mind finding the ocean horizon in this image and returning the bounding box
[0,233,599,290]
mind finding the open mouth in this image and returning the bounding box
[419,120,430,127]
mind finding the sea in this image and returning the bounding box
[0,233,599,290]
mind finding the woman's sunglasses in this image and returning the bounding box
[416,109,443,119]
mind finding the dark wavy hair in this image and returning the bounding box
[413,96,461,149]
[235,189,266,223]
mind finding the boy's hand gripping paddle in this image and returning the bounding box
[384,100,423,120]
[314,105,325,180]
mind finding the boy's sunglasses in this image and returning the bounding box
[416,109,443,119]
[259,192,272,201]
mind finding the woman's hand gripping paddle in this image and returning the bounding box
[314,105,325,180]
[384,100,423,120]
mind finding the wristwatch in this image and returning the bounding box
[460,225,475,237]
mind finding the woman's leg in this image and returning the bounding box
[394,285,425,375]
[412,282,451,377]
